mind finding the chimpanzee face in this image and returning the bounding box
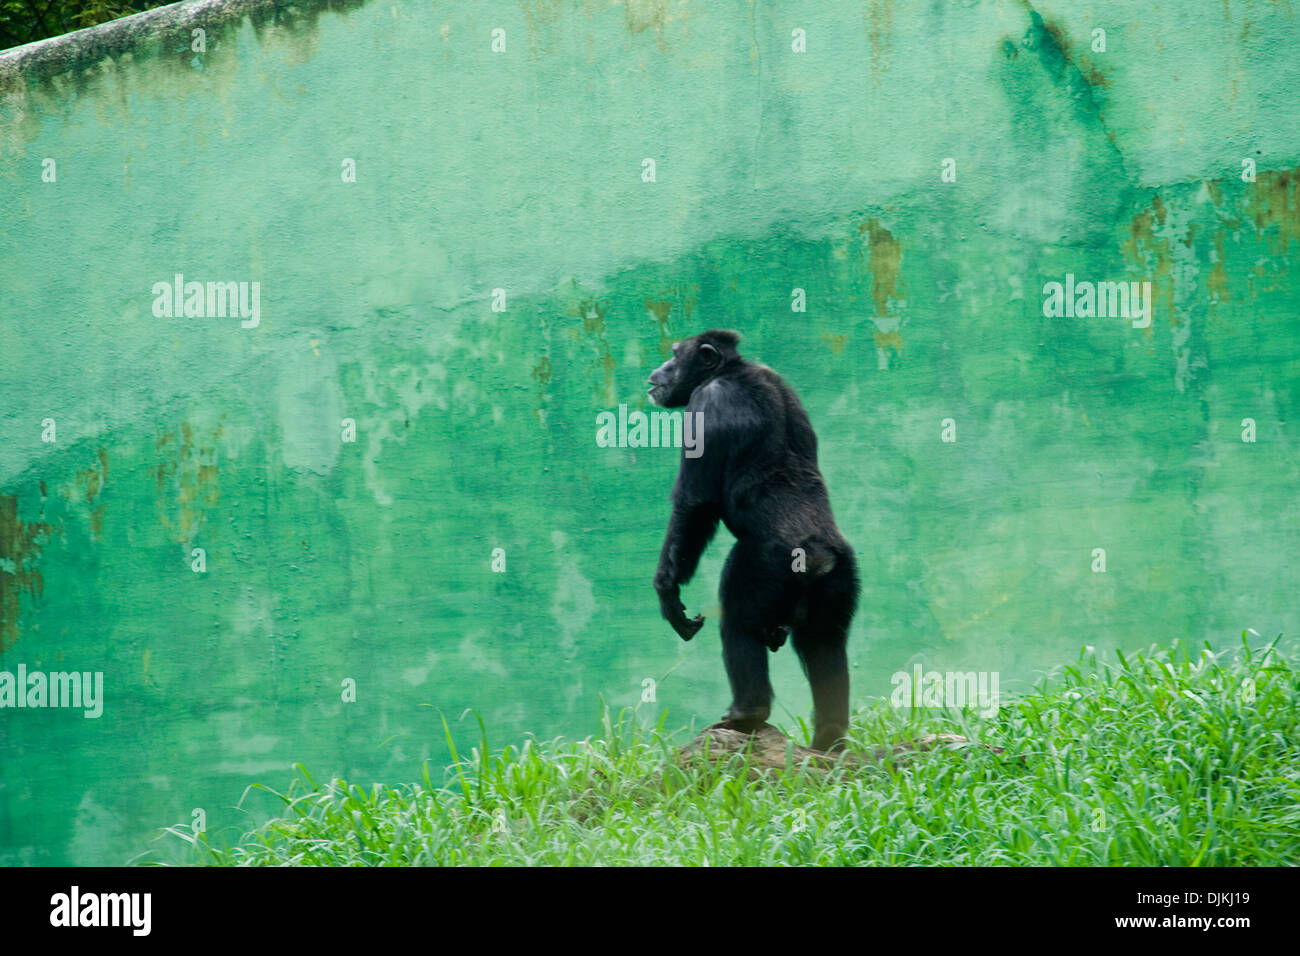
[647,333,733,408]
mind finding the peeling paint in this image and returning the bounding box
[0,493,55,652]
[623,0,672,48]
[156,422,223,544]
[1247,168,1300,256]
[864,218,904,317]
[1208,229,1230,303]
[531,353,553,427]
[68,448,109,539]
[865,0,893,83]
[644,283,697,357]
[644,296,675,355]
[568,296,616,404]
[821,332,847,355]
[1123,198,1175,327]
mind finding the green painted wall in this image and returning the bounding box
[0,0,1297,865]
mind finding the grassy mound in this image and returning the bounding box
[163,637,1299,866]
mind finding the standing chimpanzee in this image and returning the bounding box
[648,329,860,752]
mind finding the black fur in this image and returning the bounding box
[649,330,860,752]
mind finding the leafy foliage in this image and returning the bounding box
[1,0,159,50]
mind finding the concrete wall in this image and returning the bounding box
[0,0,1297,864]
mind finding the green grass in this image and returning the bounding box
[162,636,1299,866]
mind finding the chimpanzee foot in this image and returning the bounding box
[811,727,848,753]
[714,708,771,736]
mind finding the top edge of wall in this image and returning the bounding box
[0,0,367,90]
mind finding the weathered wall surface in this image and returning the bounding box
[0,0,1297,864]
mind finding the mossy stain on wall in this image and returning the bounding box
[0,492,56,651]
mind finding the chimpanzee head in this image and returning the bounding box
[647,329,742,408]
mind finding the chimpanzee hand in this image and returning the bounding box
[656,581,705,641]
[671,611,705,642]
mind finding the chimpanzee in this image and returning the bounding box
[648,329,860,752]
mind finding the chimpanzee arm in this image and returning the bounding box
[654,497,719,641]
[654,378,760,641]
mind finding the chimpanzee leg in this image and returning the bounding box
[716,540,782,731]
[792,625,850,751]
[792,566,857,752]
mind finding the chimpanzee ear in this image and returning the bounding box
[699,343,720,364]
